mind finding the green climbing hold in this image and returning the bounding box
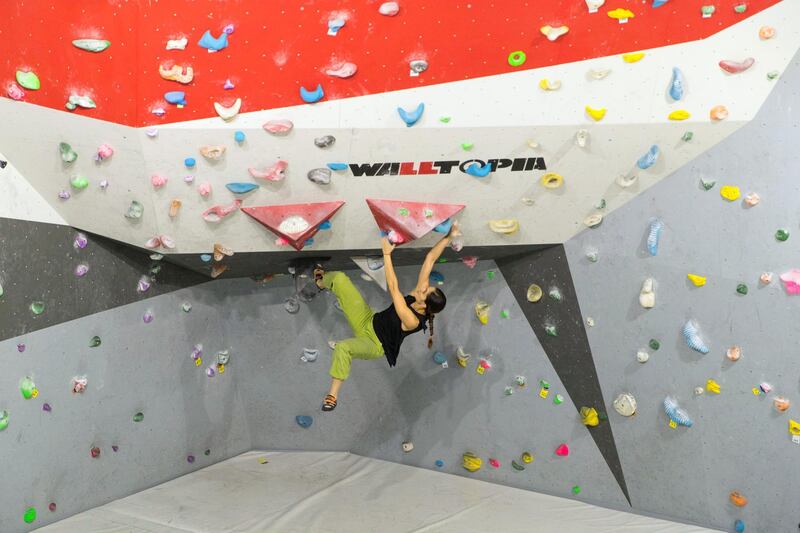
[572,485,582,495]
[701,179,716,191]
[500,309,509,319]
[0,410,9,431]
[0,282,4,298]
[23,507,37,524]
[736,283,748,295]
[133,412,144,423]
[487,270,496,280]
[649,339,660,350]
[437,258,447,263]
[16,70,40,90]
[72,39,111,52]
[701,5,716,16]
[511,460,525,471]
[439,117,451,123]
[733,4,747,13]
[767,71,779,81]
[20,377,36,399]
[89,336,101,347]
[461,142,474,151]
[553,394,564,405]
[595,199,606,210]
[776,229,790,242]
[598,411,608,421]
[59,142,78,164]
[70,175,89,189]
[682,131,694,142]
[30,301,45,315]
[398,207,409,216]
[545,324,557,337]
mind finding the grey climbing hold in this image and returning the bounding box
[307,168,332,185]
[409,59,429,74]
[285,297,300,314]
[301,348,318,362]
[314,135,336,148]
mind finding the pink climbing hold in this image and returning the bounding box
[198,182,212,197]
[325,62,358,78]
[145,235,175,249]
[366,199,465,245]
[263,119,294,135]
[151,174,168,189]
[779,269,800,295]
[462,256,478,269]
[202,199,242,223]
[94,143,114,162]
[242,201,345,251]
[6,82,25,101]
[249,160,288,181]
[488,458,501,468]
[555,443,569,457]
[719,58,755,74]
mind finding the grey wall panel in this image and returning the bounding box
[0,282,252,532]
[563,50,800,533]
[0,218,207,341]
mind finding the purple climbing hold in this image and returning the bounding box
[17,343,25,353]
[112,445,119,452]
[137,276,151,293]
[187,454,195,463]
[58,190,70,200]
[42,403,51,412]
[74,264,89,277]
[143,310,154,324]
[73,233,88,249]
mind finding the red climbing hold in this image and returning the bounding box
[242,202,345,251]
[365,199,465,244]
[555,443,569,456]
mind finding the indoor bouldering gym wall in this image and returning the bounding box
[2,1,800,532]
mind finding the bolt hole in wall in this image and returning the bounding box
[1,0,799,532]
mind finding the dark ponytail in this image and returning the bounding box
[424,288,446,349]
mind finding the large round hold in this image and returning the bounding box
[613,393,637,417]
[526,284,543,302]
[307,168,332,185]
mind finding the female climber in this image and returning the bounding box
[314,223,459,412]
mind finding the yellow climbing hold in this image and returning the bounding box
[488,219,519,234]
[789,419,800,436]
[706,379,721,394]
[585,106,607,121]
[720,185,741,201]
[580,407,600,427]
[669,110,691,121]
[541,172,563,189]
[539,78,562,91]
[622,52,645,63]
[687,274,707,287]
[475,301,490,325]
[462,452,483,472]
[608,8,635,21]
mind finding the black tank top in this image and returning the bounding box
[372,295,427,367]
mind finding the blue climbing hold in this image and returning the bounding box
[432,351,447,364]
[669,67,685,101]
[300,84,324,104]
[234,131,246,143]
[435,459,444,467]
[305,238,314,246]
[429,271,445,284]
[647,219,663,256]
[465,162,492,177]
[398,103,425,127]
[164,91,187,105]
[682,320,709,354]
[327,163,348,171]
[652,0,669,7]
[636,145,660,170]
[185,157,196,168]
[198,30,228,51]
[225,182,259,194]
[734,519,745,533]
[200,254,213,263]
[664,397,693,427]
[328,18,346,35]
[295,415,313,428]
[319,220,332,230]
[433,218,453,234]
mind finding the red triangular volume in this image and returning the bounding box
[242,201,345,251]
[365,199,465,244]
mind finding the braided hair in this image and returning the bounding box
[424,288,446,348]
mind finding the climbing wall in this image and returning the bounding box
[564,47,800,533]
[2,0,800,531]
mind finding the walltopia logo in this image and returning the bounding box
[348,157,546,177]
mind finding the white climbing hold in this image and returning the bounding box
[166,37,188,50]
[639,278,655,308]
[379,2,400,16]
[613,393,637,416]
[616,174,638,188]
[575,129,589,147]
[214,98,241,121]
[589,68,611,80]
[637,350,650,363]
[325,62,358,78]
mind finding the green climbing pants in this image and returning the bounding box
[323,272,384,381]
